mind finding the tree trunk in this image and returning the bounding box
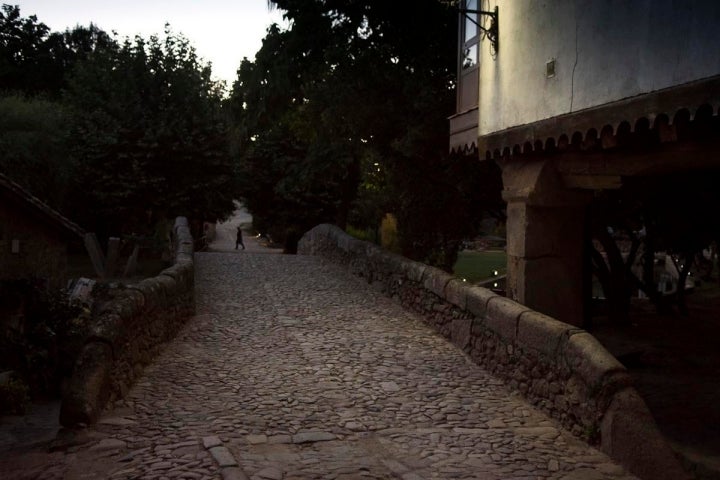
[592,225,632,325]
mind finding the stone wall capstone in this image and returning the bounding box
[298,224,689,480]
[60,217,195,427]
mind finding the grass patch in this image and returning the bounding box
[346,225,376,243]
[454,250,507,283]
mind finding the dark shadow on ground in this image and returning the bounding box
[592,289,720,477]
[0,400,60,453]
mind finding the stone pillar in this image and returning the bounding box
[501,158,591,326]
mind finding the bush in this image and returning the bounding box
[0,279,90,399]
[0,376,30,415]
[346,225,376,243]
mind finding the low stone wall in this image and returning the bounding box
[60,217,195,427]
[298,224,688,480]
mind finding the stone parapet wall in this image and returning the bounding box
[298,224,688,480]
[60,217,195,427]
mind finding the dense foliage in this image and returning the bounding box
[63,27,234,238]
[0,279,89,408]
[0,4,235,239]
[2,2,505,266]
[590,171,720,322]
[0,94,74,208]
[229,0,503,262]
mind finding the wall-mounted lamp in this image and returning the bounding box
[459,5,499,53]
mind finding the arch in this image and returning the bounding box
[653,113,670,130]
[600,125,616,149]
[694,103,714,123]
[557,134,570,151]
[634,117,650,133]
[477,101,720,160]
[571,131,583,148]
[692,103,714,139]
[672,108,691,125]
[652,113,674,143]
[673,108,692,141]
[584,128,598,150]
[616,121,632,147]
[544,137,556,152]
[450,141,478,157]
[633,117,656,146]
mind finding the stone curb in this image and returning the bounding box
[59,216,196,428]
[517,310,570,357]
[202,436,248,480]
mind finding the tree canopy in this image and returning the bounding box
[63,27,234,238]
[229,0,502,262]
[0,4,114,97]
[0,5,236,240]
[2,2,505,264]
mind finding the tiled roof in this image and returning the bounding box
[0,172,85,238]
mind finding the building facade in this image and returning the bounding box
[451,0,720,325]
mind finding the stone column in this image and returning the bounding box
[501,158,591,326]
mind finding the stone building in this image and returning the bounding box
[450,0,720,325]
[0,173,84,290]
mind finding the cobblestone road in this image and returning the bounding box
[1,243,639,480]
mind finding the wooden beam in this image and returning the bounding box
[84,233,105,279]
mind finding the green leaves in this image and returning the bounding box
[60,26,235,237]
[229,0,491,261]
[0,94,75,207]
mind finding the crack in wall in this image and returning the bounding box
[570,2,579,112]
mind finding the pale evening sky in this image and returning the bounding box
[15,0,286,86]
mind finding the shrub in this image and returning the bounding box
[346,225,376,243]
[0,279,90,399]
[0,376,30,415]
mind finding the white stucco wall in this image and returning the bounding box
[478,0,720,136]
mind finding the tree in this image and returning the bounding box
[63,27,235,239]
[0,5,114,97]
[391,155,504,271]
[231,0,501,262]
[1,6,236,239]
[0,4,52,95]
[589,171,720,323]
[0,94,75,207]
[229,17,367,251]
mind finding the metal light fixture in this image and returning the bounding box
[460,5,499,53]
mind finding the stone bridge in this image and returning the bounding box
[0,218,686,480]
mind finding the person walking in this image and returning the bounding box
[235,226,245,250]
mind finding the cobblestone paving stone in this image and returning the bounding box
[1,249,640,480]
